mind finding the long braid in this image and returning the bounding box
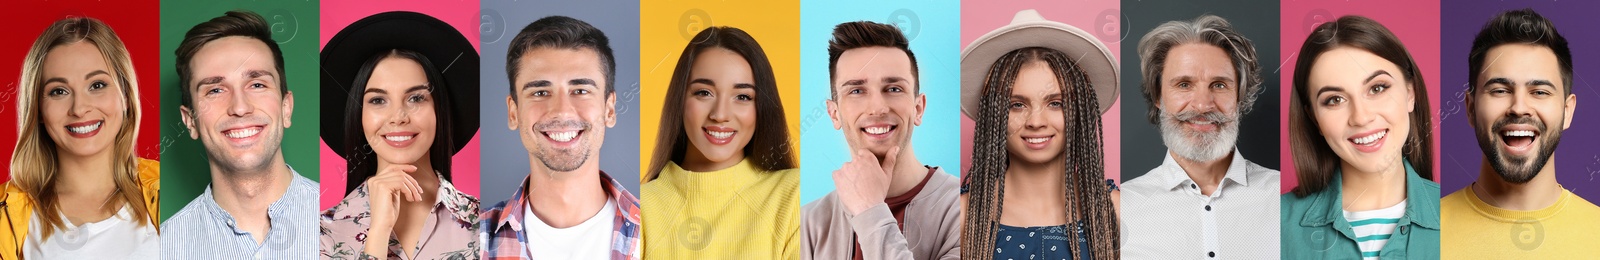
[963,47,1118,259]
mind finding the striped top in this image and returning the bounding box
[1342,200,1406,260]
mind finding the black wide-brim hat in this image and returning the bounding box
[320,11,479,158]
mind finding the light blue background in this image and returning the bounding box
[798,0,961,205]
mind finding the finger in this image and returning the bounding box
[880,146,901,175]
[400,173,423,202]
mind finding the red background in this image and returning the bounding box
[0,0,163,181]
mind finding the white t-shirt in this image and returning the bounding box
[24,204,158,259]
[1342,200,1407,260]
[524,199,615,259]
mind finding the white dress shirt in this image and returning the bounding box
[1121,149,1280,259]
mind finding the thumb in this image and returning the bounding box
[880,146,901,175]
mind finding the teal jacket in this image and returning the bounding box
[1281,160,1439,259]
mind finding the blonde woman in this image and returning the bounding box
[1,17,160,259]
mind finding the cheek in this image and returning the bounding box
[40,100,69,125]
[415,107,438,135]
[735,104,757,129]
[1313,109,1345,141]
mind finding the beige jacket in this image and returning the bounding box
[800,168,961,260]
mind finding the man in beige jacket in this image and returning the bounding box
[800,21,962,260]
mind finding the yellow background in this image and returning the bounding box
[640,0,802,179]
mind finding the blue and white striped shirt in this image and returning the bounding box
[160,167,320,260]
[1343,200,1406,260]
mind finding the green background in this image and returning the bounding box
[158,0,320,222]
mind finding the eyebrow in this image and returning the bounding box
[569,78,596,87]
[363,85,430,95]
[1317,70,1392,95]
[1363,70,1391,84]
[690,78,715,87]
[1527,79,1555,88]
[246,69,276,80]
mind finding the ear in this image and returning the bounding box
[1563,93,1576,130]
[180,105,198,139]
[505,95,518,131]
[1404,82,1416,113]
[605,92,618,128]
[1464,88,1478,128]
[913,93,927,126]
[281,91,295,128]
[826,99,842,130]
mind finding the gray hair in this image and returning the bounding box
[1136,14,1261,124]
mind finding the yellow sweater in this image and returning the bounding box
[1441,185,1600,258]
[641,159,799,259]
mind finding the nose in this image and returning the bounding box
[227,87,253,117]
[1190,92,1217,113]
[1508,89,1535,118]
[389,102,413,125]
[69,90,88,118]
[1024,105,1047,129]
[1347,96,1374,127]
[547,89,578,118]
[708,93,730,123]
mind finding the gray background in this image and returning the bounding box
[1120,0,1282,181]
[477,0,642,203]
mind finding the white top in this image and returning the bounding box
[1120,149,1281,259]
[524,199,615,259]
[1343,200,1406,260]
[24,203,158,259]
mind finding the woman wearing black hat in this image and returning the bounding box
[316,11,481,260]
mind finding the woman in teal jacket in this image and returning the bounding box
[1282,15,1439,259]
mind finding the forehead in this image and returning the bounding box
[1479,44,1562,83]
[690,47,752,81]
[43,41,110,77]
[516,47,604,83]
[1012,61,1061,98]
[1308,47,1402,87]
[1161,43,1234,78]
[367,57,428,91]
[834,46,913,82]
[189,36,276,84]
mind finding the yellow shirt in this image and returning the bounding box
[641,159,799,259]
[1441,185,1600,258]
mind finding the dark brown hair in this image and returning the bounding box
[962,47,1118,259]
[826,21,918,98]
[506,15,616,99]
[1468,8,1572,95]
[1289,16,1434,197]
[174,10,287,107]
[645,26,795,180]
[341,49,456,194]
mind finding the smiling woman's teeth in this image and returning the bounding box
[865,126,891,135]
[708,131,733,139]
[548,131,577,142]
[385,135,414,142]
[1503,130,1536,137]
[1024,137,1049,144]
[225,128,259,139]
[1353,130,1386,145]
[68,122,101,134]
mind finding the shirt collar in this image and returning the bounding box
[1298,160,1439,229]
[1157,149,1251,191]
[202,165,301,231]
[492,170,640,233]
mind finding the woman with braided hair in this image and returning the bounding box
[958,10,1121,260]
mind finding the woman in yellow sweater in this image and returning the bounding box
[642,26,800,259]
[2,17,160,259]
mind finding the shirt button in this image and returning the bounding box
[1400,226,1409,235]
[1209,251,1216,258]
[1191,183,1197,189]
[1204,205,1211,211]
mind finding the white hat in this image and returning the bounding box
[960,9,1119,118]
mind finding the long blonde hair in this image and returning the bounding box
[11,17,150,239]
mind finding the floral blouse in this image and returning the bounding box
[320,171,481,260]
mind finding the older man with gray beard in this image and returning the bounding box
[1119,14,1281,260]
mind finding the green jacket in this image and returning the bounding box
[1281,160,1439,259]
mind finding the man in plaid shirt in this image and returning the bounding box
[479,15,642,259]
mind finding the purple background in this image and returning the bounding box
[1440,2,1600,201]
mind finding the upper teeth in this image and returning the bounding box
[385,135,414,142]
[1504,130,1536,137]
[548,131,577,142]
[1024,137,1049,144]
[1353,131,1385,145]
[708,131,733,139]
[865,126,891,134]
[69,122,101,134]
[225,128,260,139]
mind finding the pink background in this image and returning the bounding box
[318,0,482,210]
[1278,0,1442,193]
[959,0,1122,182]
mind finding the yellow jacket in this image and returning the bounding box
[0,158,160,259]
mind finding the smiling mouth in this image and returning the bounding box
[1501,129,1538,150]
[67,121,102,134]
[544,130,581,142]
[385,134,415,142]
[224,127,262,139]
[1351,130,1386,145]
[1024,136,1051,144]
